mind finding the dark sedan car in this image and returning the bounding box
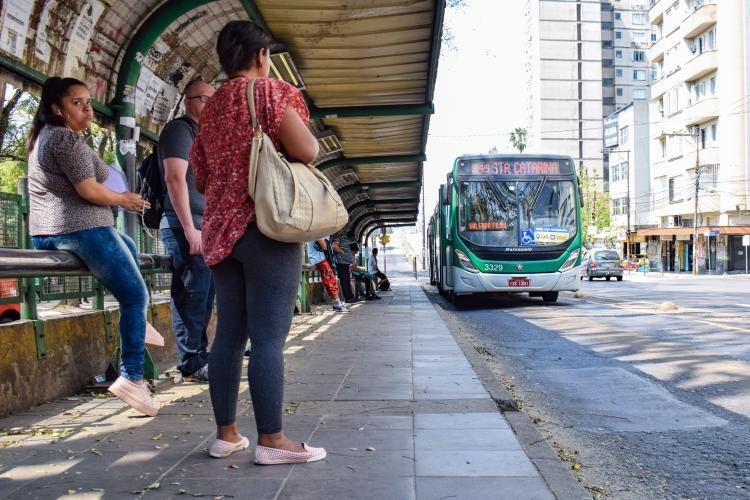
[580,249,624,281]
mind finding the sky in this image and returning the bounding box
[422,0,528,216]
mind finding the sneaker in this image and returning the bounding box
[332,303,350,312]
[345,298,361,304]
[184,365,209,383]
[365,294,382,300]
[108,376,159,416]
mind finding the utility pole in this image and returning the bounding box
[421,181,426,270]
[666,131,700,274]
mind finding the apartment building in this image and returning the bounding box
[603,101,652,257]
[524,0,604,178]
[641,0,750,273]
[601,0,654,116]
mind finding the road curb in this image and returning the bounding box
[422,285,590,500]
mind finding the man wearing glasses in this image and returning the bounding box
[158,77,215,383]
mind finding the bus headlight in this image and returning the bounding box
[558,249,580,273]
[455,249,479,273]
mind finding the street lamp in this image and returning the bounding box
[665,131,700,275]
[603,148,631,260]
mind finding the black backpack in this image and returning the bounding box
[136,147,164,229]
[136,117,197,229]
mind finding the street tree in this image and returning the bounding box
[509,127,527,153]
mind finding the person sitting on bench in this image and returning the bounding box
[368,248,390,291]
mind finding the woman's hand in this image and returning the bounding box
[119,192,151,213]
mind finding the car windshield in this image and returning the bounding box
[457,179,577,248]
[595,250,620,261]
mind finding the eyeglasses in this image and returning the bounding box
[186,95,211,103]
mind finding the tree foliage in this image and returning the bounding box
[509,127,527,153]
[0,84,117,194]
[578,164,611,244]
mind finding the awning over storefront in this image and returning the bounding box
[637,226,750,236]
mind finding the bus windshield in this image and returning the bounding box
[457,179,577,248]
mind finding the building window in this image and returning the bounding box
[695,81,706,101]
[616,49,623,58]
[602,21,613,29]
[668,176,683,202]
[651,66,659,80]
[633,88,647,99]
[620,125,629,144]
[702,164,719,192]
[709,76,717,94]
[614,12,621,20]
[616,87,623,96]
[602,2,614,10]
[632,31,646,43]
[602,40,613,48]
[651,32,658,42]
[633,69,646,80]
[710,123,717,141]
[616,68,623,77]
[659,138,666,158]
[632,51,645,61]
[603,59,614,67]
[603,96,615,105]
[603,78,614,85]
[632,12,647,25]
[615,31,622,39]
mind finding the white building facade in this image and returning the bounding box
[525,0,604,178]
[604,101,652,256]
[643,0,750,274]
[601,0,654,116]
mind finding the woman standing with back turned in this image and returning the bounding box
[190,21,326,464]
[27,77,158,416]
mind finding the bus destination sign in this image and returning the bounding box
[458,158,572,177]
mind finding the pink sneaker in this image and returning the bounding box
[209,436,250,458]
[254,443,326,465]
[108,376,159,416]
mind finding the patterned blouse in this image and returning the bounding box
[190,76,309,266]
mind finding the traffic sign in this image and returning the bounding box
[704,229,720,237]
[743,234,750,247]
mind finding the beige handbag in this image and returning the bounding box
[246,79,349,243]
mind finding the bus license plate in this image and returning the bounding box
[508,278,529,287]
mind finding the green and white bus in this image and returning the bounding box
[428,154,583,304]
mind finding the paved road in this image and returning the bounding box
[425,274,750,499]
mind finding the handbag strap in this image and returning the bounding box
[246,78,260,134]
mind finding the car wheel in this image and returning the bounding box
[588,275,593,281]
[606,276,611,281]
[616,276,623,281]
[541,291,558,303]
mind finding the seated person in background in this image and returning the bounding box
[367,247,390,291]
[349,242,380,300]
[306,239,349,312]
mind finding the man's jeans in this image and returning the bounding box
[160,227,214,375]
[32,227,148,381]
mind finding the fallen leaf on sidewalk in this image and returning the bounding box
[152,433,162,440]
[225,464,239,469]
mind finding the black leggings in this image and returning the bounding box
[208,224,302,434]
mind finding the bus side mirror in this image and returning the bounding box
[442,174,453,206]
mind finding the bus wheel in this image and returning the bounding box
[541,291,558,303]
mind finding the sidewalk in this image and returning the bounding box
[0,246,585,499]
[623,269,750,281]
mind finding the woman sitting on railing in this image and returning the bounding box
[26,77,159,417]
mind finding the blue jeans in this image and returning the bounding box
[160,227,214,375]
[32,226,149,381]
